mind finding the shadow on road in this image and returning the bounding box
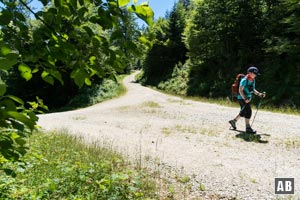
[230,129,270,143]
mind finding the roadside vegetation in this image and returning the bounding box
[0,73,157,199]
[0,0,153,185]
[0,130,157,199]
[57,75,127,111]
[137,70,300,116]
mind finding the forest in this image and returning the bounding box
[141,0,300,109]
[0,0,299,184]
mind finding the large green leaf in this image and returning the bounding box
[72,68,89,88]
[51,70,63,85]
[0,99,17,112]
[41,71,54,85]
[0,45,11,56]
[118,0,130,7]
[128,4,154,25]
[18,64,32,81]
[0,53,19,71]
[6,95,24,105]
[6,111,35,130]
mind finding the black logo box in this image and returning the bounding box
[275,178,295,195]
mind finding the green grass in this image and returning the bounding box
[0,131,156,200]
[141,101,162,108]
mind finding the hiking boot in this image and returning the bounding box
[229,120,236,130]
[246,126,256,134]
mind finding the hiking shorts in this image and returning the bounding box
[238,99,252,119]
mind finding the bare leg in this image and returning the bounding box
[245,118,250,126]
[234,115,241,121]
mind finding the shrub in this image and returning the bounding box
[157,62,189,95]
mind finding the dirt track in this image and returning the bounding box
[38,72,300,199]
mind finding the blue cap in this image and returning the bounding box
[247,66,260,75]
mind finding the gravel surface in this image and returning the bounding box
[38,72,300,199]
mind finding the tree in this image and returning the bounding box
[142,0,188,85]
[262,0,300,106]
[113,9,142,73]
[0,0,154,174]
[183,0,266,97]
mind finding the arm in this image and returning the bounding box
[254,89,266,98]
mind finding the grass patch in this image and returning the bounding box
[162,124,217,136]
[71,115,87,120]
[141,101,162,108]
[162,127,172,136]
[283,138,300,148]
[0,131,156,199]
[175,125,198,134]
[260,104,300,115]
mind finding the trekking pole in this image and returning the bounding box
[251,92,265,127]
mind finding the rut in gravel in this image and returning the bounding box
[38,71,300,199]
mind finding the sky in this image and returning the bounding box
[145,0,177,19]
[29,0,178,22]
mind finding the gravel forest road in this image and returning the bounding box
[38,72,300,200]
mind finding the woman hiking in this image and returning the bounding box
[229,66,266,133]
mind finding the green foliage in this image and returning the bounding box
[65,77,126,110]
[262,0,300,106]
[0,131,156,199]
[141,1,188,85]
[157,63,189,95]
[141,0,300,108]
[0,0,154,170]
[0,96,47,174]
[128,3,154,26]
[183,0,266,97]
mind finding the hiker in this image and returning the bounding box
[229,66,266,133]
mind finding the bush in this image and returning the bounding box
[61,78,126,111]
[157,62,189,95]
